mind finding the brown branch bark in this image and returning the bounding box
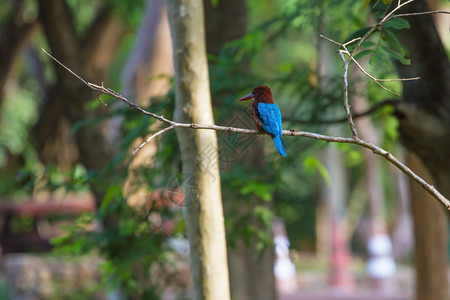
[42,48,450,211]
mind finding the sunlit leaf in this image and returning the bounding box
[334,143,363,167]
[383,113,399,140]
[240,181,273,201]
[303,156,330,186]
[361,0,372,10]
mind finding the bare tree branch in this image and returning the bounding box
[338,50,359,138]
[132,124,175,156]
[384,10,450,22]
[320,3,449,106]
[313,2,450,209]
[41,48,450,211]
[347,0,416,60]
[320,34,419,96]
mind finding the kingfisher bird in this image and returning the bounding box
[238,85,287,157]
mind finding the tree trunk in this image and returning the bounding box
[0,0,38,105]
[37,0,126,205]
[407,152,448,300]
[166,1,230,299]
[394,0,450,196]
[390,1,449,299]
[203,0,248,56]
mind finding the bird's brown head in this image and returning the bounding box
[238,85,274,103]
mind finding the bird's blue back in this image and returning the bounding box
[256,102,286,156]
[256,102,283,137]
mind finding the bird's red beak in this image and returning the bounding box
[237,93,254,101]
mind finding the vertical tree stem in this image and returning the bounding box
[166,1,230,299]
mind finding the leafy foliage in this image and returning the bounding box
[51,189,186,298]
[50,102,188,297]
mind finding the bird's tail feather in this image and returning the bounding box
[273,135,287,157]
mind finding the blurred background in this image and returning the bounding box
[0,0,449,299]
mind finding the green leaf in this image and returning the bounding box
[334,143,363,167]
[119,219,138,236]
[254,205,275,227]
[382,29,409,64]
[50,234,71,246]
[360,40,376,48]
[383,29,403,49]
[361,0,372,10]
[369,48,392,69]
[240,182,273,201]
[383,17,410,30]
[303,156,330,186]
[353,49,374,60]
[380,44,410,65]
[383,114,399,140]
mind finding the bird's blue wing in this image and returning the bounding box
[256,103,283,137]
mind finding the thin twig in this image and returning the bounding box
[346,0,415,63]
[132,125,175,156]
[42,49,88,85]
[376,77,419,82]
[345,51,420,95]
[338,50,359,138]
[383,10,450,22]
[320,4,449,133]
[319,34,341,46]
[314,3,450,209]
[343,37,361,47]
[320,37,420,96]
[334,0,415,134]
[351,56,400,96]
[96,91,108,107]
